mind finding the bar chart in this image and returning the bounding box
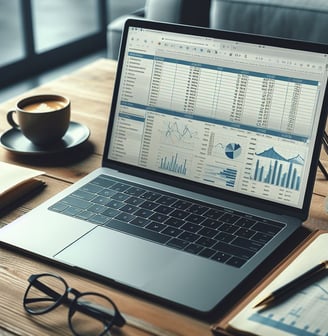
[204,164,237,188]
[252,147,303,191]
[159,152,188,175]
[249,279,328,336]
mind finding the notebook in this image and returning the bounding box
[1,19,328,314]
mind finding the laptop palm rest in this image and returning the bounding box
[55,225,239,312]
[55,226,171,288]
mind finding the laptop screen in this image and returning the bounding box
[107,21,328,211]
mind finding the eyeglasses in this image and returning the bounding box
[320,131,328,180]
[23,273,126,336]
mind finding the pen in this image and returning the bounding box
[254,260,328,309]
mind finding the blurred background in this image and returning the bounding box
[0,0,145,100]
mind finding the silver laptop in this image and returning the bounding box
[1,19,328,314]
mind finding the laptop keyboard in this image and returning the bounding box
[49,174,285,268]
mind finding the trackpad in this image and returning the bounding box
[55,226,177,288]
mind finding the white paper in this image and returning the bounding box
[0,162,44,195]
[229,233,328,336]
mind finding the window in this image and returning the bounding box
[0,0,108,88]
[0,0,25,67]
[32,0,101,53]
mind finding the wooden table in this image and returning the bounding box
[0,58,328,336]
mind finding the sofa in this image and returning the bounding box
[107,0,328,60]
[211,0,328,43]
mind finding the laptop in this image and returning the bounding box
[1,19,328,314]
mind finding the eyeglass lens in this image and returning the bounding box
[24,274,66,314]
[69,293,117,336]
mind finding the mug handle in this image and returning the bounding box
[7,110,20,130]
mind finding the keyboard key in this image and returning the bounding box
[72,190,95,201]
[219,223,238,234]
[75,210,94,220]
[134,208,154,218]
[196,236,216,248]
[220,213,240,224]
[111,182,130,192]
[235,217,256,228]
[93,196,112,206]
[146,222,166,232]
[185,213,205,224]
[233,237,264,252]
[80,183,103,194]
[104,219,170,244]
[202,218,222,230]
[63,195,91,209]
[125,186,145,196]
[188,204,209,215]
[125,196,144,206]
[111,192,129,201]
[235,228,256,239]
[98,189,117,197]
[157,195,177,205]
[162,227,183,237]
[204,208,224,219]
[120,204,138,213]
[199,248,216,258]
[252,232,273,244]
[178,231,199,242]
[140,200,158,210]
[226,256,247,268]
[91,176,116,188]
[130,217,150,227]
[88,204,107,213]
[106,199,124,209]
[181,222,202,233]
[167,238,189,250]
[155,205,173,215]
[115,212,136,222]
[211,252,230,263]
[252,221,283,235]
[214,232,235,243]
[171,209,189,219]
[49,202,68,212]
[149,213,169,222]
[164,217,185,228]
[213,241,255,260]
[62,206,82,216]
[140,191,161,201]
[184,244,203,255]
[89,214,110,225]
[172,199,192,210]
[102,208,120,218]
[198,227,217,238]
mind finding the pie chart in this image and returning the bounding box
[225,143,241,159]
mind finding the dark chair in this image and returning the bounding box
[107,0,210,59]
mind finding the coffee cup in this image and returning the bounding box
[7,94,70,146]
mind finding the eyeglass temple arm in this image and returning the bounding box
[318,160,328,179]
[320,132,328,180]
[29,278,63,301]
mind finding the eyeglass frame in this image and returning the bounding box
[23,273,126,336]
[319,131,328,179]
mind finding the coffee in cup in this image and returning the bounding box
[7,94,70,146]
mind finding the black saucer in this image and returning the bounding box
[0,121,90,155]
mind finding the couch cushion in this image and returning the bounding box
[210,0,328,43]
[146,0,210,26]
